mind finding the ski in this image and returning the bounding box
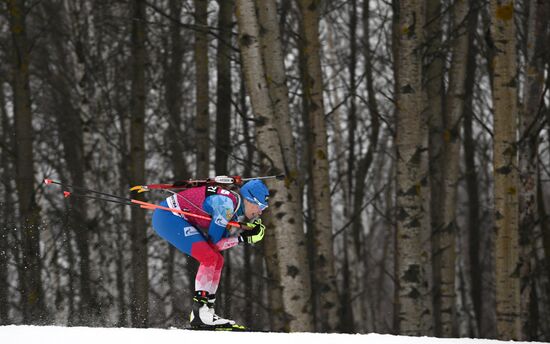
[184,324,264,332]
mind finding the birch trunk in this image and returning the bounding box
[297,0,340,331]
[194,0,210,177]
[235,0,314,331]
[129,0,149,328]
[519,0,545,338]
[490,0,520,339]
[395,0,432,335]
[256,0,299,180]
[255,0,303,330]
[8,0,48,324]
[263,214,286,331]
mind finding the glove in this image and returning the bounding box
[239,219,265,244]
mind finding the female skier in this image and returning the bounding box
[151,179,269,330]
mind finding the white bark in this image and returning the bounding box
[490,0,520,340]
[395,0,432,335]
[235,0,314,331]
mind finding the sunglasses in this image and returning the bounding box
[248,191,268,210]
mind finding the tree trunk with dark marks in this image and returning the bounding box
[490,0,520,340]
[394,0,432,336]
[235,0,314,332]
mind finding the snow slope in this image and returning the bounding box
[1,326,547,344]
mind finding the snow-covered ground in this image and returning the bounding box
[0,325,547,344]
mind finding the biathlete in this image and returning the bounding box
[151,179,269,330]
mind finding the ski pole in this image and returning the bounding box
[44,179,244,228]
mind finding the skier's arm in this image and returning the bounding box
[212,219,265,248]
[204,195,235,244]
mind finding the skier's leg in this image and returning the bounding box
[190,241,223,294]
[208,242,224,295]
[152,202,220,294]
[152,203,237,328]
[188,242,236,326]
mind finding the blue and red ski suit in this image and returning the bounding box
[152,186,243,294]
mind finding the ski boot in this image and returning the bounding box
[189,291,244,331]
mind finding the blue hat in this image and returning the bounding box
[240,180,269,210]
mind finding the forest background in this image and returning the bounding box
[1,0,549,342]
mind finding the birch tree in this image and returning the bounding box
[235,0,314,332]
[395,0,432,335]
[489,0,520,339]
[255,0,297,331]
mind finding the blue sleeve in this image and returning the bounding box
[203,195,235,244]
